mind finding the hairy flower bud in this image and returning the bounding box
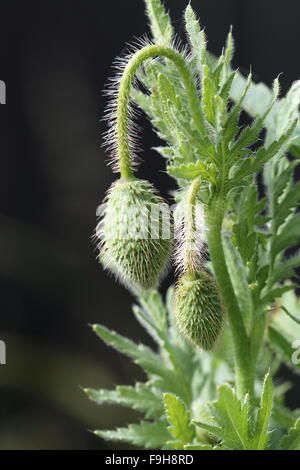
[97,178,172,290]
[175,270,223,350]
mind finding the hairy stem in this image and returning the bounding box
[206,199,254,397]
[184,177,202,279]
[116,44,205,179]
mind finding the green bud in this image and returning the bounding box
[175,270,223,350]
[98,178,172,290]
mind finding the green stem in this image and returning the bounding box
[184,177,202,279]
[206,199,254,397]
[116,45,205,179]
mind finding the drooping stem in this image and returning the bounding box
[206,198,254,397]
[116,45,205,179]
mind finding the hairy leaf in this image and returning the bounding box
[144,0,173,46]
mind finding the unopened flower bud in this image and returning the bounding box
[97,178,172,290]
[175,270,223,350]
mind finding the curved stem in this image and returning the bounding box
[206,199,254,397]
[116,45,205,179]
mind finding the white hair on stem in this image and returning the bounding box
[101,35,198,174]
[174,183,206,276]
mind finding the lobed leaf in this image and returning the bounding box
[163,393,195,447]
[85,382,164,419]
[95,420,171,449]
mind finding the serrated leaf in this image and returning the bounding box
[85,383,164,419]
[231,120,297,181]
[163,393,195,447]
[194,385,252,450]
[184,5,207,69]
[144,0,173,46]
[219,70,235,101]
[253,373,274,450]
[223,72,252,143]
[167,161,212,180]
[230,78,279,156]
[229,69,277,127]
[93,324,170,379]
[280,418,300,450]
[95,420,171,449]
[194,382,272,450]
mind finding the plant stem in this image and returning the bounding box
[116,44,205,179]
[184,177,202,279]
[206,198,254,397]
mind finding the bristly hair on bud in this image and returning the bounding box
[96,178,172,290]
[175,270,223,350]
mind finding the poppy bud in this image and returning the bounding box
[97,178,172,290]
[175,270,223,350]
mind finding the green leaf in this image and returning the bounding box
[223,235,253,333]
[253,373,274,450]
[194,385,252,450]
[273,402,300,430]
[139,289,168,332]
[223,72,252,143]
[167,160,213,181]
[93,324,169,378]
[229,78,279,157]
[163,393,195,447]
[271,214,300,259]
[85,383,164,419]
[202,64,217,124]
[273,160,298,202]
[273,80,300,141]
[261,285,297,304]
[144,0,173,46]
[95,420,171,449]
[229,69,277,128]
[270,251,300,285]
[184,5,207,68]
[281,305,300,326]
[224,27,234,70]
[274,181,300,231]
[232,120,297,180]
[280,418,300,450]
[268,326,300,372]
[194,380,273,450]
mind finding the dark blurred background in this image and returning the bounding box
[0,0,299,450]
